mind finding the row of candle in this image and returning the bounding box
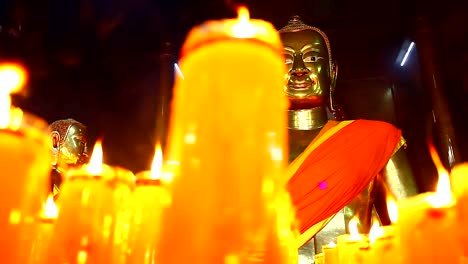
[314,156,468,264]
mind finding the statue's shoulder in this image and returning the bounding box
[338,119,406,154]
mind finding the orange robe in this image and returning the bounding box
[285,120,402,245]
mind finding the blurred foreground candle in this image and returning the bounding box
[366,196,400,264]
[0,63,51,264]
[156,6,289,264]
[396,145,461,263]
[450,163,468,257]
[126,144,170,264]
[337,217,369,264]
[48,141,135,264]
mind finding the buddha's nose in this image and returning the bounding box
[290,54,310,77]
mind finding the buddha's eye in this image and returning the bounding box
[303,56,323,63]
[285,58,293,65]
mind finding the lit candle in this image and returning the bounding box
[449,163,468,257]
[48,141,135,264]
[337,217,369,264]
[314,252,325,264]
[322,242,339,264]
[156,6,288,264]
[366,196,400,264]
[0,63,51,264]
[126,144,170,264]
[28,194,58,264]
[396,145,462,263]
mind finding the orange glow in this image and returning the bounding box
[231,6,256,38]
[386,194,398,223]
[0,63,27,129]
[150,144,163,180]
[42,194,59,219]
[348,217,360,239]
[427,142,454,207]
[87,140,103,175]
[368,220,384,244]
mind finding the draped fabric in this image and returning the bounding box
[285,119,402,245]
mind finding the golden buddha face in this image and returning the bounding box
[50,121,88,170]
[281,29,335,110]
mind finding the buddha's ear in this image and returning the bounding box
[50,131,60,151]
[330,61,338,90]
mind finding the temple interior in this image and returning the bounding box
[0,0,467,263]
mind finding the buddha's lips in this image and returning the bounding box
[289,82,312,90]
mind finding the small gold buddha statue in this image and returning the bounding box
[278,16,418,259]
[49,119,88,196]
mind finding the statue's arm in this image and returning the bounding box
[381,136,419,200]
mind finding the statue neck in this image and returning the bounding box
[288,107,328,130]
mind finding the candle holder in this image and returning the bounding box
[0,111,51,264]
[48,165,135,264]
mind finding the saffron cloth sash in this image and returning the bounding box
[285,120,402,246]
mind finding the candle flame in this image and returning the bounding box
[327,242,336,248]
[237,6,250,21]
[428,142,454,207]
[87,140,103,175]
[150,144,163,180]
[368,220,384,244]
[231,6,256,38]
[348,217,360,239]
[42,194,58,219]
[386,194,398,223]
[0,63,26,129]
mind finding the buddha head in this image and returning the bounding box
[279,16,338,112]
[49,119,88,171]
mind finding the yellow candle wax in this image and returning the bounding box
[126,172,167,264]
[337,217,370,264]
[48,142,135,264]
[367,225,400,264]
[451,163,468,256]
[156,7,288,264]
[28,195,59,264]
[314,252,325,264]
[0,112,51,264]
[396,192,462,263]
[322,243,339,264]
[337,233,370,264]
[126,145,171,264]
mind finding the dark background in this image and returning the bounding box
[0,0,466,188]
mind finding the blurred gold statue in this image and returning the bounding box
[49,119,89,196]
[279,16,418,258]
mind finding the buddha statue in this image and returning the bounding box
[49,119,89,196]
[278,16,418,259]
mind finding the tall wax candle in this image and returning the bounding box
[396,145,462,263]
[48,142,135,264]
[396,177,462,264]
[0,62,50,264]
[337,218,369,264]
[322,243,339,264]
[126,145,170,264]
[451,163,468,257]
[366,197,400,264]
[28,195,59,264]
[156,7,288,264]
